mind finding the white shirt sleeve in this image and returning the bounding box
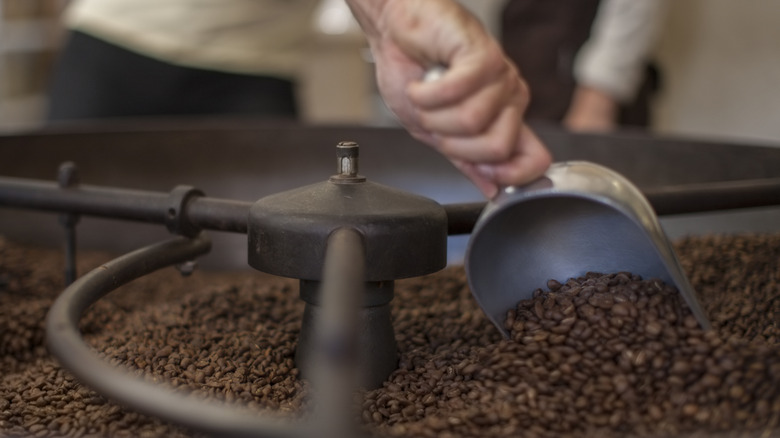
[573,0,668,102]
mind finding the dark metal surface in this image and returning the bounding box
[297,279,397,391]
[1,118,780,269]
[248,179,448,281]
[532,122,780,187]
[3,119,780,199]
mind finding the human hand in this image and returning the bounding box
[346,0,551,198]
[563,85,619,132]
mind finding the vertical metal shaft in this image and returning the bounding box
[58,162,80,285]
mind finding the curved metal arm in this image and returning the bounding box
[45,233,309,438]
[307,228,365,438]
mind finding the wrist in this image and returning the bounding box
[570,86,619,119]
[564,85,619,132]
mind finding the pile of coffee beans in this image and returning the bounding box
[1,233,778,437]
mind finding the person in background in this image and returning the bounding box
[501,0,667,132]
[49,0,552,198]
[47,0,320,120]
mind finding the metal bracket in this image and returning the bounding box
[165,185,204,238]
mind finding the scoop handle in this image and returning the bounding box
[423,66,447,83]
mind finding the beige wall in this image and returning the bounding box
[0,0,67,130]
[300,31,374,124]
[652,0,780,144]
[4,0,780,146]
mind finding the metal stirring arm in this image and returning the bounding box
[45,229,371,438]
[3,174,780,236]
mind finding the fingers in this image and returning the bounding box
[405,55,530,164]
[449,125,552,198]
[405,38,518,139]
[408,45,510,109]
[449,159,500,199]
[412,72,511,137]
[475,125,552,187]
[402,52,548,195]
[432,105,522,163]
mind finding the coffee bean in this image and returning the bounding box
[2,234,779,437]
[645,320,664,337]
[611,302,632,317]
[155,345,173,358]
[547,279,562,292]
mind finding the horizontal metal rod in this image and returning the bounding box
[187,197,252,233]
[645,178,780,216]
[2,175,780,237]
[444,202,485,235]
[0,177,169,223]
[442,177,780,234]
[0,176,251,234]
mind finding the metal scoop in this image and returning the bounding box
[465,161,711,337]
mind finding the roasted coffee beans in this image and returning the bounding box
[1,234,778,437]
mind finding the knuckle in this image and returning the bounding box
[433,138,459,158]
[515,78,531,112]
[503,59,531,111]
[481,136,514,162]
[457,106,490,135]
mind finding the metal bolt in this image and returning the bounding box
[176,260,198,277]
[331,141,365,183]
[58,161,80,188]
[337,141,359,177]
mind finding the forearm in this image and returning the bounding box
[574,0,667,102]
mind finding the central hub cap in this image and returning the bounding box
[247,142,447,281]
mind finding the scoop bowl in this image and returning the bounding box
[465,161,711,338]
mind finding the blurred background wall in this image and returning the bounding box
[0,0,778,146]
[0,0,65,129]
[652,0,780,144]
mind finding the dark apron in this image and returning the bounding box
[501,0,658,127]
[47,31,298,121]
